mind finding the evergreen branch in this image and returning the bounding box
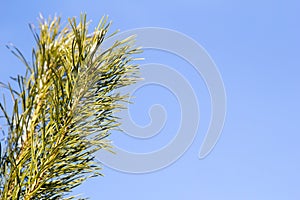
[0,13,141,199]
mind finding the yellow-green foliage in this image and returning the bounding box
[0,14,140,199]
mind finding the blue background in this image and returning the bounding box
[0,1,299,199]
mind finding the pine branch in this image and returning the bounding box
[0,14,141,200]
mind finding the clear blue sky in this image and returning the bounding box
[1,1,300,199]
